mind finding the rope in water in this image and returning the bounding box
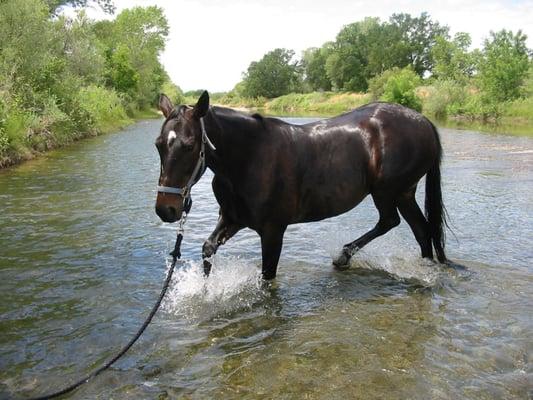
[26,231,184,400]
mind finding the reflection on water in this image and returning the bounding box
[0,119,532,399]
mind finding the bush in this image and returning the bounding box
[161,81,185,105]
[380,68,422,111]
[368,68,400,100]
[502,96,533,119]
[77,85,129,132]
[266,92,370,115]
[421,80,468,119]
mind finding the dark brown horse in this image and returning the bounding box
[155,91,447,279]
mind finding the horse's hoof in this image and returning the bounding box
[332,252,350,269]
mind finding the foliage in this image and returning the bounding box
[161,81,185,105]
[77,85,129,132]
[477,30,530,103]
[325,17,382,91]
[242,48,302,98]
[432,33,476,82]
[368,68,400,100]
[420,80,469,119]
[301,44,333,91]
[388,12,449,76]
[97,6,169,109]
[321,13,447,92]
[45,0,115,15]
[369,67,422,111]
[266,92,370,115]
[0,0,175,167]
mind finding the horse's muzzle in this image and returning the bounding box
[155,204,180,223]
[155,192,184,223]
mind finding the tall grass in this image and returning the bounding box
[265,92,371,115]
[0,85,135,168]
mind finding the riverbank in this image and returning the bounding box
[214,91,533,137]
[0,108,160,169]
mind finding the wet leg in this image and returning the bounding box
[202,213,242,275]
[333,194,400,267]
[397,192,433,259]
[260,224,286,280]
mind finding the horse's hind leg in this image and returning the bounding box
[397,191,433,259]
[202,213,242,275]
[333,193,400,268]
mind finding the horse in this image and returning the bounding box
[154,91,447,280]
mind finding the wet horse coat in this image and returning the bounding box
[155,92,447,279]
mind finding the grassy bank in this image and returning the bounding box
[215,89,533,136]
[0,101,159,169]
[213,92,371,116]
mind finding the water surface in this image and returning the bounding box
[0,118,532,399]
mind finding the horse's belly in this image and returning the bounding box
[296,183,369,223]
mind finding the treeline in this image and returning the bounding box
[0,0,183,167]
[220,13,532,122]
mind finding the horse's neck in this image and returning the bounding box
[205,110,260,177]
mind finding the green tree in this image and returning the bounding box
[388,12,449,76]
[94,6,169,108]
[242,48,302,98]
[478,29,531,102]
[325,17,381,91]
[45,0,115,15]
[432,32,475,82]
[302,44,333,91]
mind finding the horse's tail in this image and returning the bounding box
[425,121,448,263]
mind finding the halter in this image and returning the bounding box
[157,117,217,203]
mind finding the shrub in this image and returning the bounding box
[368,68,400,101]
[421,80,468,119]
[161,81,185,105]
[77,85,129,132]
[380,68,422,111]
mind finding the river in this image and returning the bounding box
[0,117,532,399]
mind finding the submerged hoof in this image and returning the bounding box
[332,251,351,270]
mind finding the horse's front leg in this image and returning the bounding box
[202,213,242,276]
[259,224,287,280]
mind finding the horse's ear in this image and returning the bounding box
[193,90,209,119]
[159,94,174,118]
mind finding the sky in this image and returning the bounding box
[83,0,533,93]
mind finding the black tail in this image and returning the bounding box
[425,122,447,263]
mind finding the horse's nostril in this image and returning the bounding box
[155,204,180,223]
[168,206,177,219]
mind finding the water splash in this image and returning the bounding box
[162,255,268,320]
[323,228,441,287]
[348,249,441,287]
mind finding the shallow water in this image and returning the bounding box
[0,118,532,399]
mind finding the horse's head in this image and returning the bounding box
[154,91,210,223]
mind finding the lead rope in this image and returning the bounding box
[27,212,189,400]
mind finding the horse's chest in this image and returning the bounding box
[212,176,254,227]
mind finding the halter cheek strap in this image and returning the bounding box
[157,117,216,201]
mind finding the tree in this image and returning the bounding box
[45,0,115,15]
[432,32,475,82]
[94,6,169,108]
[242,48,302,98]
[388,12,449,76]
[325,17,381,91]
[478,30,531,102]
[302,44,333,91]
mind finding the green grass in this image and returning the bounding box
[0,86,160,169]
[265,92,371,115]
